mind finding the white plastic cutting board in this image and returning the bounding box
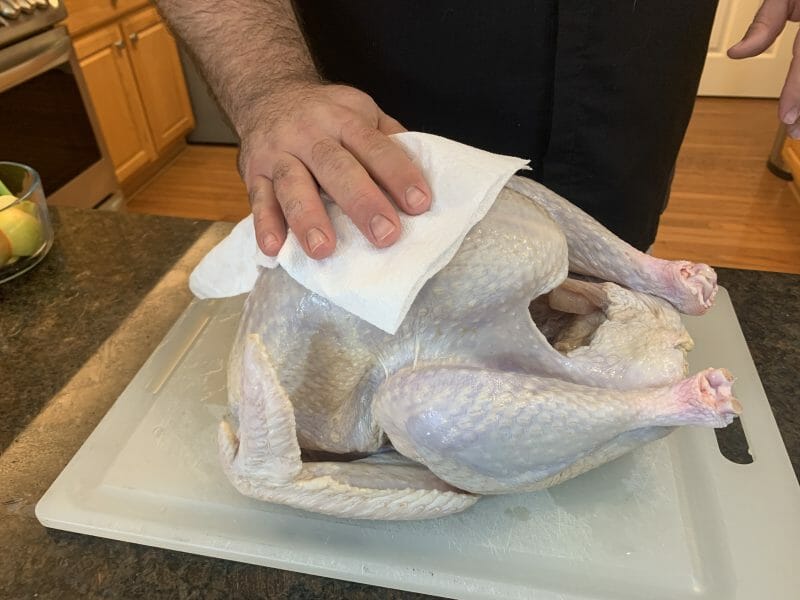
[37,289,800,600]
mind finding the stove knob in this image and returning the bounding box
[0,0,19,19]
[17,0,35,13]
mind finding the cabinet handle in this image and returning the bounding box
[113,39,125,50]
[129,32,139,44]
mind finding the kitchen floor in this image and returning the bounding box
[126,97,800,274]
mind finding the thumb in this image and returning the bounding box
[728,0,789,58]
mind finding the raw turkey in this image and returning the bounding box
[219,176,741,520]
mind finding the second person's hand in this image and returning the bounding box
[728,0,800,137]
[239,81,432,259]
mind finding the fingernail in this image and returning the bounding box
[370,214,396,241]
[783,107,800,124]
[262,233,279,252]
[405,185,428,209]
[306,228,328,253]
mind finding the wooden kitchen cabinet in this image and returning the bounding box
[68,4,194,188]
[74,25,157,183]
[65,0,149,36]
[121,7,194,154]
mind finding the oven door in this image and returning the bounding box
[0,26,119,208]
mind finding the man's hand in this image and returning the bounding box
[241,82,431,259]
[728,0,800,137]
[152,0,431,259]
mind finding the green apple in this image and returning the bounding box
[17,199,39,217]
[0,194,17,210]
[0,206,44,257]
[0,195,41,217]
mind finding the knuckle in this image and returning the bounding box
[338,85,375,109]
[352,123,386,153]
[280,194,306,221]
[307,101,337,123]
[347,187,382,214]
[311,138,348,173]
[272,160,311,199]
[382,114,403,130]
[366,138,394,162]
[271,159,293,183]
[310,137,336,162]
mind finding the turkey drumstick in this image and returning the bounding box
[507,176,717,315]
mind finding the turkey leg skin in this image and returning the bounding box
[506,176,717,315]
[374,366,740,494]
[219,335,479,519]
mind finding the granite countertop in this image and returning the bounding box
[0,207,798,599]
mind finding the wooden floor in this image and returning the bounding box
[128,145,249,223]
[127,98,800,274]
[651,98,800,273]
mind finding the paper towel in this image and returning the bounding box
[189,131,529,334]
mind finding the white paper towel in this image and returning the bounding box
[189,132,529,334]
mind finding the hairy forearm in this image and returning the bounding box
[156,1,430,261]
[153,0,320,137]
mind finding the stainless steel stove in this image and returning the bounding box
[0,0,121,209]
[0,1,65,47]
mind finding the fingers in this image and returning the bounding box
[378,111,407,136]
[307,137,403,247]
[342,120,432,216]
[272,154,336,258]
[249,155,337,259]
[241,83,433,259]
[249,176,285,256]
[727,0,789,59]
[726,0,800,131]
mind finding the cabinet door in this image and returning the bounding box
[122,7,195,154]
[74,24,157,183]
[64,0,149,37]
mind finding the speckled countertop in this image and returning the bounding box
[0,207,797,600]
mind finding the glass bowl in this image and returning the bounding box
[0,162,54,284]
